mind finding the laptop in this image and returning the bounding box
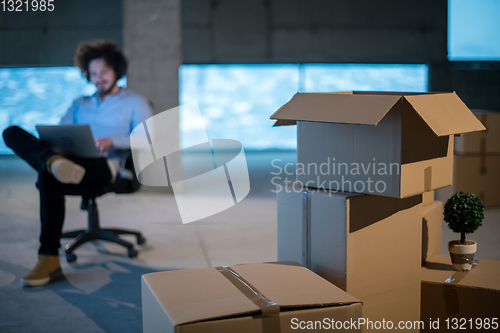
[36,124,102,158]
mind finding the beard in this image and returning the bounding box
[97,80,118,97]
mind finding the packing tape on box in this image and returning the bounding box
[302,189,312,269]
[442,285,461,315]
[424,166,432,192]
[442,270,467,316]
[442,259,480,315]
[216,266,281,333]
[480,113,487,173]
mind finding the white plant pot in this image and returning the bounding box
[448,240,477,271]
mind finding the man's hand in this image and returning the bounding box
[94,138,113,153]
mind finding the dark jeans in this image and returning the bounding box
[2,126,112,255]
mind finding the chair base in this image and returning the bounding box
[61,228,146,262]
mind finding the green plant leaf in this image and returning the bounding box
[444,192,484,237]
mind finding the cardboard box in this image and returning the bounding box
[422,200,443,264]
[277,184,423,329]
[436,155,500,207]
[455,110,500,154]
[142,262,362,333]
[421,255,500,332]
[439,110,500,207]
[271,91,485,198]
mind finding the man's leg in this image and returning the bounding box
[37,157,112,252]
[3,126,86,184]
[21,158,112,287]
[19,165,67,287]
[20,166,67,287]
[37,169,66,256]
[2,126,55,170]
[37,157,112,255]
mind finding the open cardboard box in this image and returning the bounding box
[277,183,423,329]
[421,255,500,332]
[271,91,485,198]
[142,262,362,333]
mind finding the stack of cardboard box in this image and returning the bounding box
[271,91,485,329]
[436,110,500,207]
[420,193,500,332]
[140,92,493,333]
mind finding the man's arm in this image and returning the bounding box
[95,138,113,153]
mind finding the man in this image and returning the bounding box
[2,40,153,287]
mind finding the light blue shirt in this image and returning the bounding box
[59,88,153,177]
[60,88,153,149]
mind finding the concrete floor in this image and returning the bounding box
[0,152,499,333]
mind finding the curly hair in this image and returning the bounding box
[74,40,127,81]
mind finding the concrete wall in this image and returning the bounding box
[0,0,122,66]
[182,0,448,64]
[429,62,500,110]
[123,0,181,114]
[449,62,500,111]
[123,0,181,150]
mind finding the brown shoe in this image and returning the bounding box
[47,155,85,184]
[20,255,63,287]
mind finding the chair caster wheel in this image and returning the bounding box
[137,235,146,245]
[128,248,138,258]
[66,253,77,263]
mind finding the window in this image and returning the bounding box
[179,64,428,150]
[0,67,126,154]
[0,64,428,153]
[448,0,500,60]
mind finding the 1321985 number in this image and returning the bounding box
[446,318,499,330]
[1,0,55,11]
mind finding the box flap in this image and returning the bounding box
[231,263,360,307]
[271,93,401,126]
[272,119,297,127]
[271,92,487,136]
[142,268,260,327]
[142,263,361,327]
[405,93,486,136]
[422,255,500,291]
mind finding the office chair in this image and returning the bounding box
[61,151,146,263]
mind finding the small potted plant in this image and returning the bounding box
[443,192,484,271]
